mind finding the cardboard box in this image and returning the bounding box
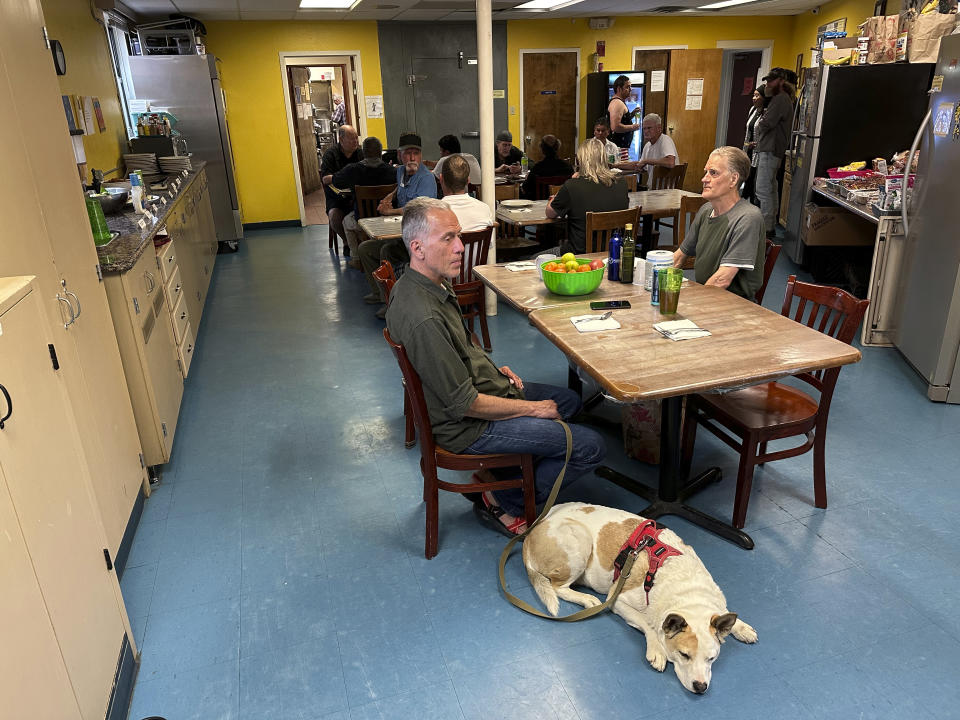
[801,203,876,247]
[821,37,859,64]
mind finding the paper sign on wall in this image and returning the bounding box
[493,90,505,99]
[365,95,384,118]
[685,95,703,111]
[650,70,666,93]
[686,78,704,96]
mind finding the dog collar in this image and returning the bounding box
[612,520,683,605]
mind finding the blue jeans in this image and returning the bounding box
[463,383,606,517]
[755,151,781,233]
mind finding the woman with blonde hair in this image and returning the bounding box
[546,138,629,254]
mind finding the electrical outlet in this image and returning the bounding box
[510,106,516,115]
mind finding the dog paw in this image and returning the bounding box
[646,650,667,672]
[732,620,758,644]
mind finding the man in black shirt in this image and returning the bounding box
[520,134,573,200]
[321,125,361,253]
[494,130,523,174]
[334,136,396,260]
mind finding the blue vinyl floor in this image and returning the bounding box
[124,224,960,719]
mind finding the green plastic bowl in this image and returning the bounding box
[541,259,605,296]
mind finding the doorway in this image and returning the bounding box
[281,52,365,227]
[520,50,579,163]
[723,52,763,148]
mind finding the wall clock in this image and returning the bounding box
[51,39,66,76]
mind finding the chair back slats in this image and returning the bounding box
[677,195,709,248]
[456,226,494,286]
[356,183,397,219]
[755,239,782,304]
[781,275,869,390]
[373,260,396,301]
[495,183,519,202]
[621,174,638,192]
[651,163,687,190]
[535,175,572,201]
[384,328,437,466]
[584,206,641,254]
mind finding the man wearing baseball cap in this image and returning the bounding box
[494,130,523,174]
[359,131,438,317]
[753,67,794,238]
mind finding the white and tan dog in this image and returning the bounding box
[522,502,757,693]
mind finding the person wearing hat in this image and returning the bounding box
[753,67,794,239]
[494,130,523,174]
[359,131,438,318]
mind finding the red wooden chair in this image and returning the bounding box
[454,226,495,351]
[383,328,537,558]
[373,261,415,449]
[755,239,782,305]
[681,275,869,528]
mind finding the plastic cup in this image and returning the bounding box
[658,267,683,315]
[85,196,113,246]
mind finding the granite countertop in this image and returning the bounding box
[96,161,207,273]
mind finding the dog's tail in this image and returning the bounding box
[527,568,560,616]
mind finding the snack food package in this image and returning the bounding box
[860,16,900,63]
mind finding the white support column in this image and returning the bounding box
[476,0,498,315]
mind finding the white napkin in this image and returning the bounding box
[654,319,711,341]
[383,216,401,223]
[571,314,621,333]
[504,261,537,272]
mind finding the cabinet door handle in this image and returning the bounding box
[57,294,76,328]
[145,270,157,294]
[0,383,12,429]
[174,283,182,295]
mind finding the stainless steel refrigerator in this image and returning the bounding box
[894,34,960,404]
[129,54,243,247]
[784,63,933,264]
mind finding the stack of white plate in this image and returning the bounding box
[158,155,193,174]
[124,153,162,181]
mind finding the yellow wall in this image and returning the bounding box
[506,15,797,143]
[789,0,892,68]
[41,0,127,180]
[204,21,386,224]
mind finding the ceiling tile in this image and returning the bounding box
[123,0,180,12]
[238,9,298,19]
[174,0,240,10]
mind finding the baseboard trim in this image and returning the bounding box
[105,634,138,720]
[242,220,301,230]
[114,488,145,579]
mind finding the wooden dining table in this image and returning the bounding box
[495,188,702,256]
[357,215,404,242]
[525,282,862,549]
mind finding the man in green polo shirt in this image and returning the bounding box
[674,146,765,300]
[386,197,605,537]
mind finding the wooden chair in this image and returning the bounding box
[372,261,415,449]
[671,194,708,268]
[651,163,688,234]
[355,183,397,219]
[680,275,869,529]
[494,183,519,202]
[584,206,641,254]
[755,239,782,305]
[383,328,537,558]
[548,184,564,196]
[454,226,495,351]
[534,174,572,201]
[328,224,340,255]
[621,173,638,192]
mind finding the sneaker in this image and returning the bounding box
[375,305,387,320]
[363,293,381,304]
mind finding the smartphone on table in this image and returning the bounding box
[589,300,631,311]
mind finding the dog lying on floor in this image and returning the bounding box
[522,503,757,694]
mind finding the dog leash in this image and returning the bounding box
[497,419,642,622]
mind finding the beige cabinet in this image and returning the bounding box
[104,245,184,465]
[0,0,148,558]
[0,277,132,720]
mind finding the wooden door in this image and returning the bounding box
[633,50,670,123]
[289,66,321,195]
[0,0,147,556]
[666,49,723,192]
[522,52,578,163]
[0,460,83,720]
[0,280,129,720]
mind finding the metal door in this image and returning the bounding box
[412,56,480,159]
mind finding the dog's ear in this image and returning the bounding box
[711,613,738,641]
[662,613,688,638]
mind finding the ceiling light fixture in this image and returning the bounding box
[697,0,761,8]
[513,0,586,10]
[299,0,362,9]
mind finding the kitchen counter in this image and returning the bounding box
[96,161,207,273]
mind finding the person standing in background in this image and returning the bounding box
[607,75,640,152]
[741,85,770,203]
[753,68,794,238]
[331,94,346,126]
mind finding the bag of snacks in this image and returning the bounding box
[860,15,900,63]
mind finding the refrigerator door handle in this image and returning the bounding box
[902,107,931,236]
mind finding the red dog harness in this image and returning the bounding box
[612,520,683,605]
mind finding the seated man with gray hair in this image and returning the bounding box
[385,197,605,537]
[618,113,678,189]
[333,136,397,259]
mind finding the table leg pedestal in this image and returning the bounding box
[595,395,754,550]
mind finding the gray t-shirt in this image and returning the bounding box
[679,198,765,300]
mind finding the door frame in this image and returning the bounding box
[519,48,580,156]
[279,51,366,226]
[714,40,773,148]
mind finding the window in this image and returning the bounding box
[102,14,137,139]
